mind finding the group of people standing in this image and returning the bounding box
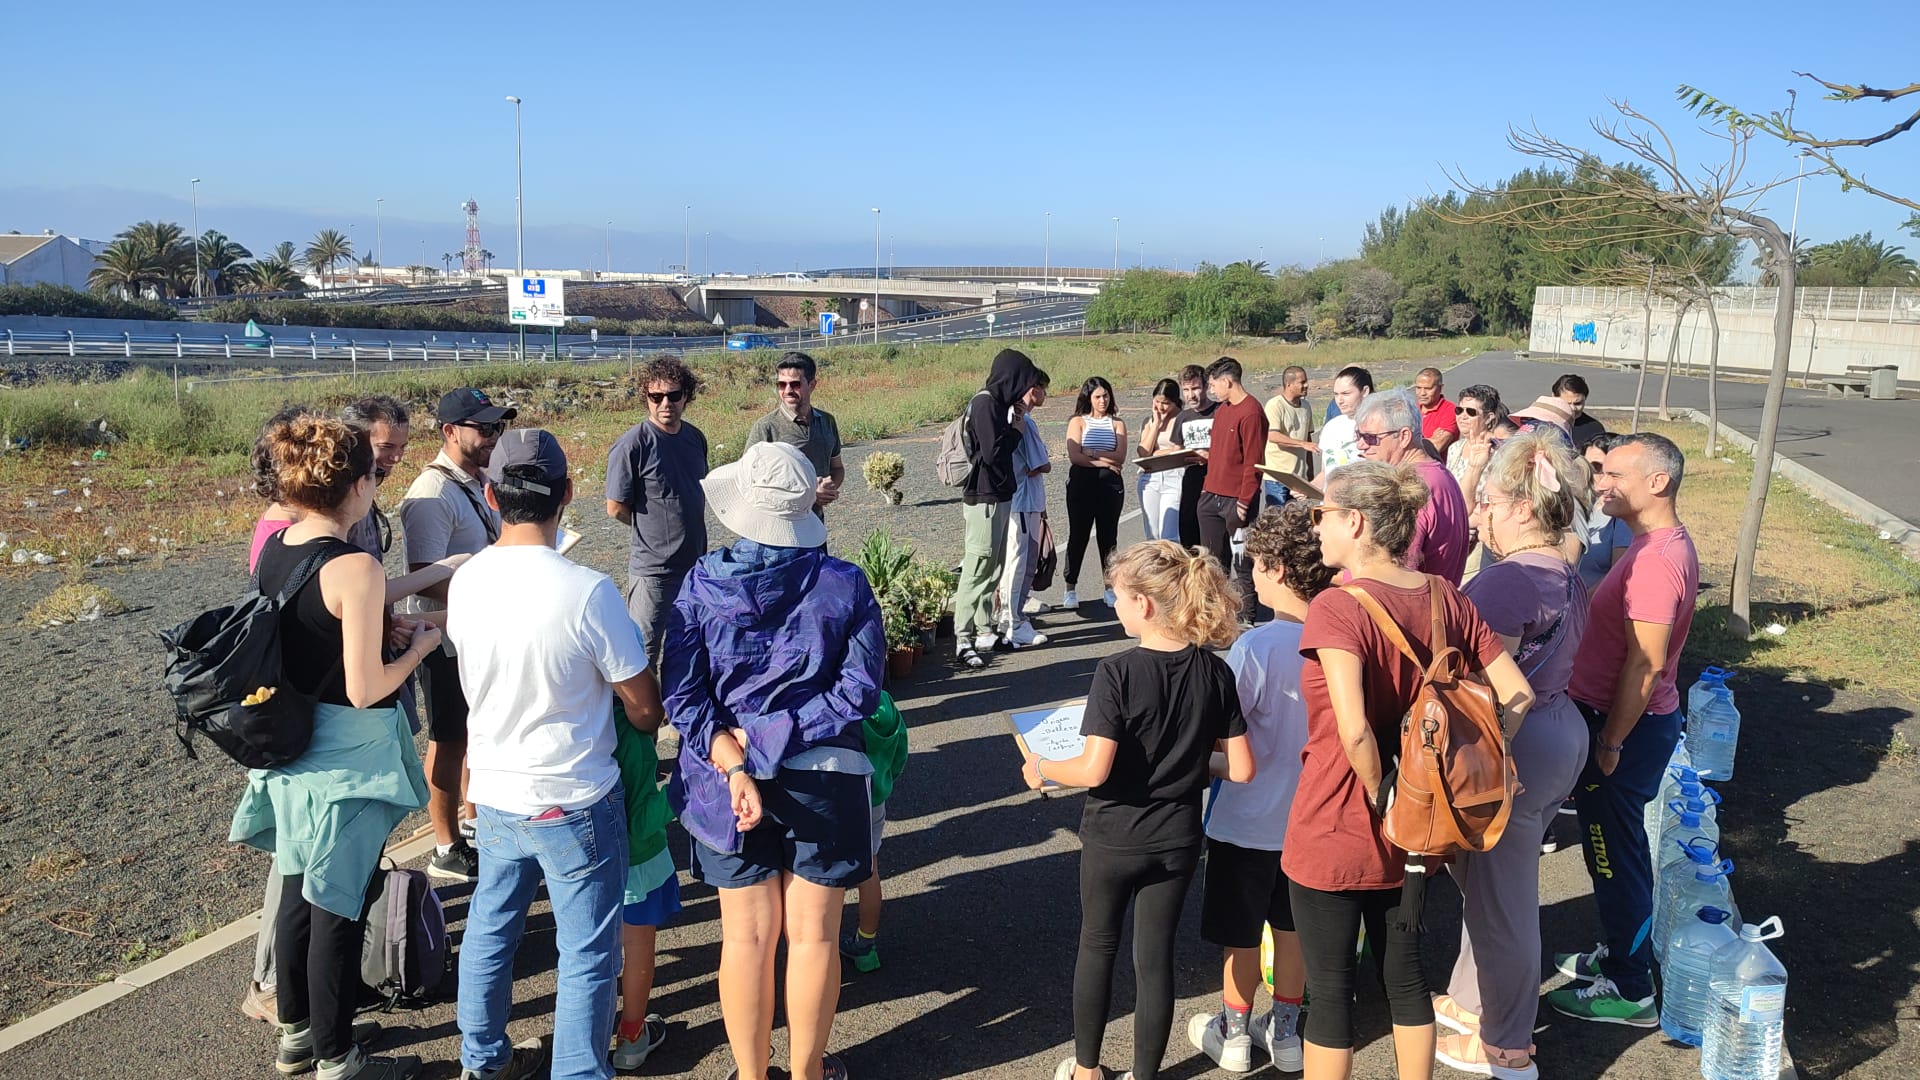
[225,343,1698,1080]
[1004,359,1699,1080]
[231,351,889,1080]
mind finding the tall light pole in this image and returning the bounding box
[374,197,383,270]
[1318,236,1326,265]
[704,230,710,277]
[605,220,612,273]
[683,205,690,275]
[1111,216,1119,273]
[1043,210,1051,291]
[1138,241,1144,268]
[871,207,882,344]
[505,95,525,360]
[190,178,201,298]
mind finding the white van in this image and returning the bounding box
[781,272,815,283]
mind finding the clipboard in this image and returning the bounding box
[555,526,583,555]
[1136,449,1204,473]
[1009,699,1088,791]
[1255,465,1323,499]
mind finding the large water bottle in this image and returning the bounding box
[1660,905,1737,1046]
[1702,917,1787,1080]
[1691,687,1742,781]
[1688,666,1735,719]
[1655,846,1738,966]
[1648,765,1703,861]
[1657,787,1722,863]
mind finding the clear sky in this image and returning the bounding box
[5,1,1915,277]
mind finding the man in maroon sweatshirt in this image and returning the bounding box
[1197,355,1268,623]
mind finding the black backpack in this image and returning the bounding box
[159,547,344,768]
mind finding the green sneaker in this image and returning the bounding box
[1552,942,1607,981]
[839,929,881,974]
[1546,976,1657,1027]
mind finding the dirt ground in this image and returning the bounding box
[1,361,1914,1077]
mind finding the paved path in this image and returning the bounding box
[0,372,1745,1080]
[1449,352,1920,527]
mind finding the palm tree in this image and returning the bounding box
[88,238,150,297]
[442,252,457,279]
[195,231,253,296]
[303,229,354,289]
[480,249,495,272]
[1804,232,1918,287]
[117,220,194,297]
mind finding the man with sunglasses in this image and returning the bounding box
[400,386,515,883]
[607,355,709,674]
[746,351,844,522]
[1352,387,1469,584]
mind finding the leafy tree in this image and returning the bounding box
[195,231,252,296]
[1799,231,1917,286]
[303,229,354,289]
[87,238,151,298]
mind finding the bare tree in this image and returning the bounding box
[1445,100,1805,638]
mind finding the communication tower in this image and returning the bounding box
[461,198,483,274]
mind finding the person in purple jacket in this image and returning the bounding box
[662,441,884,1080]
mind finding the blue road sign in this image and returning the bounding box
[820,312,838,336]
[522,279,546,296]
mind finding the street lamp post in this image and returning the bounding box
[683,205,690,275]
[1043,210,1051,292]
[375,197,383,271]
[871,208,881,345]
[1111,216,1119,273]
[1138,242,1144,269]
[505,95,525,359]
[705,231,710,278]
[605,220,612,273]
[190,178,201,299]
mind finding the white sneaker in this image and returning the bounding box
[1103,588,1118,607]
[1188,1011,1255,1072]
[1250,1009,1304,1073]
[1010,622,1049,647]
[973,632,999,652]
[1022,596,1049,615]
[1062,588,1079,609]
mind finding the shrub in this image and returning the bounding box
[0,284,178,321]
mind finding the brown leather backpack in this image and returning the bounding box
[1341,580,1515,857]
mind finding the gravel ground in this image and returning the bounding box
[2,357,1909,1077]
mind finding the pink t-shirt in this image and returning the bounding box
[1407,457,1470,585]
[1567,524,1698,716]
[247,516,293,573]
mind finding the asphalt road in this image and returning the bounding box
[0,368,1756,1080]
[1451,352,1920,527]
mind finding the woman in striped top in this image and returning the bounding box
[1064,376,1129,610]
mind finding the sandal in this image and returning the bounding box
[1434,1031,1538,1080]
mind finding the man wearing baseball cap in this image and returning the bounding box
[448,428,667,1080]
[399,387,516,884]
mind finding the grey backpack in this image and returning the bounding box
[360,863,447,1008]
[936,391,990,488]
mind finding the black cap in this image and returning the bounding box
[435,387,517,426]
[484,429,568,495]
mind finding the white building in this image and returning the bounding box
[0,233,95,290]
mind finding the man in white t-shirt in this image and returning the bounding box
[448,429,665,1080]
[1187,501,1335,1074]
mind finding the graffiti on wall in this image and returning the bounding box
[1571,321,1597,344]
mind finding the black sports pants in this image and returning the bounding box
[1287,880,1432,1050]
[275,872,368,1061]
[1073,842,1199,1080]
[1064,465,1124,588]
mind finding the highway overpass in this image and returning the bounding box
[683,274,1098,324]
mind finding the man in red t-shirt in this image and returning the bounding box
[1413,368,1459,456]
[1548,432,1698,1028]
[1197,356,1269,622]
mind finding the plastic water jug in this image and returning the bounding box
[1687,666,1735,719]
[1648,765,1702,860]
[1690,687,1741,781]
[1656,787,1722,865]
[1654,835,1722,964]
[1660,905,1737,1045]
[1655,845,1737,965]
[1671,732,1694,769]
[1702,917,1787,1080]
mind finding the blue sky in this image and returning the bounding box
[6,1,1915,276]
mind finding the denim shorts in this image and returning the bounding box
[692,768,873,890]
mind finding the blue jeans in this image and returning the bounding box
[1262,478,1291,508]
[459,790,628,1080]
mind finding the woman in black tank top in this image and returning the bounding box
[231,416,440,1080]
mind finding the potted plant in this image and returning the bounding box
[863,451,906,506]
[883,601,917,678]
[851,528,916,598]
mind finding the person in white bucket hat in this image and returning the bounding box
[663,440,883,1080]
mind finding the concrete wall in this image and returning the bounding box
[1,237,94,289]
[1529,286,1920,383]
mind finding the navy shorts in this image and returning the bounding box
[692,768,873,890]
[1200,836,1295,948]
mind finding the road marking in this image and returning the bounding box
[0,829,440,1055]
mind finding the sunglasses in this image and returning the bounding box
[1355,428,1405,447]
[775,380,808,391]
[646,389,688,405]
[1308,504,1358,526]
[1459,406,1482,418]
[458,420,507,437]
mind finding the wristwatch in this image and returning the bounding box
[724,763,748,779]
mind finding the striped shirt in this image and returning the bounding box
[1079,415,1118,454]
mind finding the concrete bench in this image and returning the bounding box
[1615,358,1644,372]
[1822,376,1871,398]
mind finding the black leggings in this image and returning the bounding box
[1074,843,1199,1080]
[1065,465,1125,588]
[275,872,368,1060]
[1287,880,1431,1050]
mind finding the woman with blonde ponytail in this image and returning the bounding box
[1020,540,1254,1080]
[1434,432,1591,1080]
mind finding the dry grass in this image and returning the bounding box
[22,583,127,627]
[1645,421,1920,700]
[25,851,86,883]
